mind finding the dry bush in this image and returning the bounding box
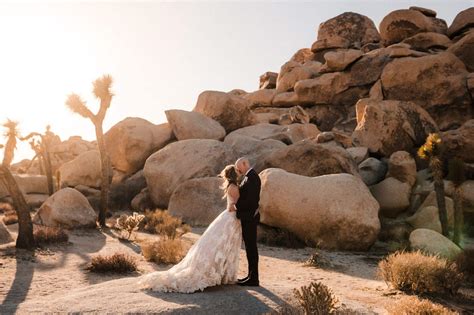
[378,251,463,295]
[293,281,338,315]
[87,253,137,273]
[305,250,331,269]
[2,211,18,225]
[387,296,458,315]
[141,238,185,265]
[143,209,190,239]
[456,248,474,282]
[115,212,145,240]
[34,225,69,245]
[0,202,14,214]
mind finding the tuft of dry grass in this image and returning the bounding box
[378,251,463,295]
[141,238,185,265]
[87,253,137,273]
[33,225,69,245]
[143,209,191,239]
[0,202,14,214]
[386,296,458,315]
[293,281,339,315]
[2,211,18,225]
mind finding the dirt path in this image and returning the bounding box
[0,223,410,314]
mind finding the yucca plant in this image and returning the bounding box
[0,119,35,249]
[418,133,449,237]
[66,75,113,227]
[21,125,56,195]
[448,158,466,246]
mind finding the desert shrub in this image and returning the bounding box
[456,248,474,282]
[258,224,305,248]
[33,225,69,245]
[386,296,458,315]
[2,211,18,225]
[305,250,331,269]
[293,281,338,315]
[87,253,137,273]
[141,238,185,265]
[0,202,14,214]
[378,251,463,295]
[115,212,145,239]
[143,209,190,239]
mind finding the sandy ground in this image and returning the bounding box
[0,220,471,314]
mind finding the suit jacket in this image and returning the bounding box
[236,169,261,221]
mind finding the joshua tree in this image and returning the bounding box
[448,158,466,246]
[418,133,449,237]
[66,75,113,227]
[21,125,55,195]
[0,119,35,249]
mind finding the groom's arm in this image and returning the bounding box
[235,178,256,212]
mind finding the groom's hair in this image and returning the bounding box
[236,157,250,168]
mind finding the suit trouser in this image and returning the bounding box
[241,212,260,280]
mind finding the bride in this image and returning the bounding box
[138,165,242,293]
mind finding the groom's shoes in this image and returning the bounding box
[237,276,249,284]
[237,278,259,287]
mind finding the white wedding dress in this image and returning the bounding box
[138,190,242,293]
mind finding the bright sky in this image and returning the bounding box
[0,0,472,162]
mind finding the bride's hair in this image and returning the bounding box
[219,165,238,197]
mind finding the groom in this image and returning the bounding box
[234,157,261,287]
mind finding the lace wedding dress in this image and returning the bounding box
[138,191,242,293]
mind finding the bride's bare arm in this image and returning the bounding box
[226,184,240,212]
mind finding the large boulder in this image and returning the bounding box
[448,7,474,38]
[290,48,315,64]
[105,117,174,176]
[276,61,322,93]
[347,48,392,87]
[223,134,286,173]
[418,191,455,227]
[442,119,474,163]
[243,89,277,108]
[386,151,417,187]
[57,150,110,189]
[0,221,13,245]
[0,174,51,199]
[193,91,255,132]
[448,30,474,72]
[259,72,278,90]
[402,32,452,52]
[380,52,471,130]
[168,177,227,226]
[409,228,462,259]
[407,205,451,233]
[379,9,447,45]
[358,157,387,186]
[262,141,359,177]
[259,169,380,250]
[370,177,412,218]
[33,188,96,228]
[311,12,380,52]
[352,99,438,157]
[225,123,320,145]
[143,140,236,208]
[165,110,225,141]
[295,72,350,105]
[321,49,363,72]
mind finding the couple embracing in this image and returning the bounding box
[138,157,261,293]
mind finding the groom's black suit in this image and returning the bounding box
[236,168,261,283]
